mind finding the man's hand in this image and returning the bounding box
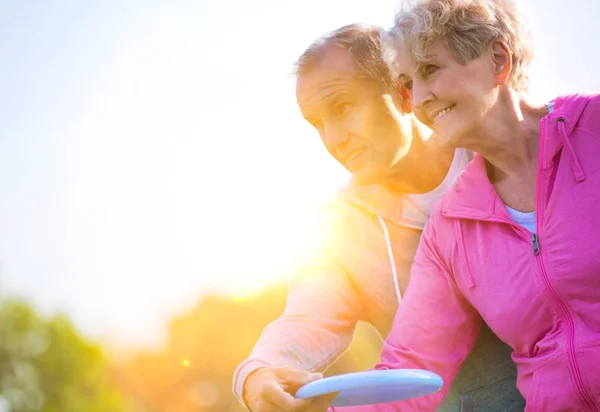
[243,366,336,411]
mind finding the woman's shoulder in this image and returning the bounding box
[552,93,600,117]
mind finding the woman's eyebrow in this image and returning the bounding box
[416,54,440,68]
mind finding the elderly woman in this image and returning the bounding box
[327,0,600,411]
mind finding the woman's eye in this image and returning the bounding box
[404,80,413,90]
[425,65,439,76]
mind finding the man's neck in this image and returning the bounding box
[386,121,455,194]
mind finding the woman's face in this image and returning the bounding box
[396,41,499,148]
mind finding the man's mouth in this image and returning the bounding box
[347,149,364,163]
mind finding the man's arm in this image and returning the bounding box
[233,204,369,410]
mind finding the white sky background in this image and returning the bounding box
[0,0,598,348]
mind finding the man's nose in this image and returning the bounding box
[323,122,350,152]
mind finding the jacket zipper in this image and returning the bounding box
[531,234,540,255]
[446,213,595,409]
[536,118,598,411]
[533,246,597,410]
[444,120,599,410]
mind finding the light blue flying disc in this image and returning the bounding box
[295,369,443,407]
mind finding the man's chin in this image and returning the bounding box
[352,168,388,186]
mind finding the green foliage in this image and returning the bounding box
[0,285,384,411]
[0,299,130,412]
[117,283,383,411]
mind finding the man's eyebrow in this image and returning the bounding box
[302,91,350,126]
[300,80,352,112]
[300,92,340,115]
[320,90,352,105]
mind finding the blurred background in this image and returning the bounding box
[1,0,599,410]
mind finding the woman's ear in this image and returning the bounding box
[491,40,512,87]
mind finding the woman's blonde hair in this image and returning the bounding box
[384,0,533,92]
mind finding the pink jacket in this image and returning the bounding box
[331,94,600,412]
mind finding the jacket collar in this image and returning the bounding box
[439,94,591,221]
[540,94,589,173]
[438,155,504,221]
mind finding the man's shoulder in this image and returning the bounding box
[303,190,421,276]
[339,180,432,230]
[315,194,377,233]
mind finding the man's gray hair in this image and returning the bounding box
[294,24,399,92]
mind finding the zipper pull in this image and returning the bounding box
[532,233,540,255]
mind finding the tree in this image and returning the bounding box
[0,298,131,412]
[116,283,383,411]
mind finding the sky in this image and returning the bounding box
[0,0,599,348]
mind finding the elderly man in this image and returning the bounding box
[233,24,523,412]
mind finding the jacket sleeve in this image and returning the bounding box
[330,214,482,412]
[232,204,369,407]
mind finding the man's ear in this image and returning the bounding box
[491,40,512,87]
[398,86,413,113]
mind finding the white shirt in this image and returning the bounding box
[402,148,472,229]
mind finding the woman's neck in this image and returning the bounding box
[467,90,548,181]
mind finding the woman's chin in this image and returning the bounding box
[434,129,458,149]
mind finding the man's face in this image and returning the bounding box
[296,46,412,185]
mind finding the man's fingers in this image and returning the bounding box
[286,375,323,396]
[245,368,326,411]
[321,392,339,406]
[262,380,314,411]
[300,392,338,412]
[274,367,322,382]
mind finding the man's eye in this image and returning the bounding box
[335,103,352,115]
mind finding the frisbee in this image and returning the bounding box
[295,369,443,407]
